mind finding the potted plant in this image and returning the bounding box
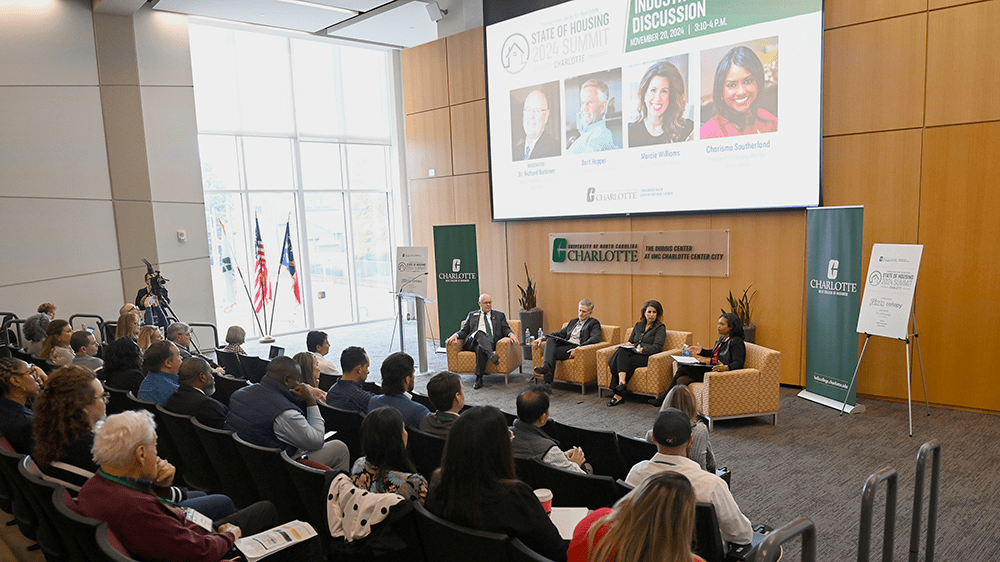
[723,284,757,344]
[517,264,543,359]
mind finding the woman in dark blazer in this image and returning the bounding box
[654,312,746,406]
[606,300,667,407]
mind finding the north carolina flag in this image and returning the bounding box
[253,217,271,312]
[280,221,301,304]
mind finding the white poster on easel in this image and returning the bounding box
[395,246,429,298]
[856,244,923,339]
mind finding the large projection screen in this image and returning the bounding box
[485,0,823,221]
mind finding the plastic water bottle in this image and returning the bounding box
[524,328,531,344]
[537,328,544,339]
[682,344,690,357]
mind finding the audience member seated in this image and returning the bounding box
[101,336,145,392]
[419,371,464,438]
[166,322,224,374]
[367,352,429,429]
[425,406,567,562]
[626,408,752,546]
[0,358,44,453]
[137,325,164,353]
[325,346,372,413]
[119,303,139,317]
[76,411,318,562]
[33,366,235,519]
[351,406,427,503]
[292,352,327,402]
[306,330,341,376]
[226,356,349,471]
[568,471,705,562]
[223,325,247,355]
[22,302,55,356]
[138,341,182,404]
[650,385,715,472]
[164,357,229,430]
[70,330,104,372]
[39,319,74,366]
[115,311,142,340]
[510,385,588,474]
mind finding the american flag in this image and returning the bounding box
[280,221,301,304]
[253,216,271,312]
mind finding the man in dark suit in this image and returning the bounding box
[513,89,560,161]
[446,293,518,389]
[532,299,603,386]
[164,357,228,429]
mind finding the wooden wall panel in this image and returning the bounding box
[453,173,509,316]
[409,176,456,334]
[401,37,449,115]
[446,27,486,105]
[926,1,1000,126]
[405,107,453,180]
[917,122,1000,411]
[825,0,926,29]
[823,14,927,135]
[450,100,489,175]
[928,0,982,9]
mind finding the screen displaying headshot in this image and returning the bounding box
[510,82,562,161]
[564,68,624,154]
[700,38,779,139]
[626,54,694,147]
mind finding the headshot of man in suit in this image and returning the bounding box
[514,89,560,161]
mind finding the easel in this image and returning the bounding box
[841,305,930,436]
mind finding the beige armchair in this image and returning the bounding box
[531,324,620,394]
[446,319,522,384]
[596,328,692,398]
[687,342,781,430]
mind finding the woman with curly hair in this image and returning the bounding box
[351,407,426,502]
[32,365,106,489]
[38,319,74,367]
[0,357,45,453]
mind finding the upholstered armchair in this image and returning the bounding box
[687,342,781,430]
[446,319,522,384]
[531,324,620,394]
[596,328,692,398]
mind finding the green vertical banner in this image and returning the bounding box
[434,224,480,348]
[801,206,864,409]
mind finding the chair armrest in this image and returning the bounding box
[702,368,761,417]
[446,338,464,360]
[531,342,544,366]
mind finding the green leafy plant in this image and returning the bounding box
[723,284,757,327]
[517,264,537,310]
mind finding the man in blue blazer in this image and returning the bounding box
[532,299,603,386]
[447,294,518,389]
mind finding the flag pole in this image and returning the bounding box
[219,218,267,337]
[268,212,291,335]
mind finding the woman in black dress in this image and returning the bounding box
[606,300,667,407]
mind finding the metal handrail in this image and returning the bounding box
[188,322,220,352]
[909,441,941,562]
[756,517,817,562]
[68,313,105,332]
[3,317,27,350]
[0,313,19,347]
[859,467,898,562]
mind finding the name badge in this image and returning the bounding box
[185,507,213,532]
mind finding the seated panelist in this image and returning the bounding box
[606,300,666,407]
[533,299,602,385]
[446,294,518,389]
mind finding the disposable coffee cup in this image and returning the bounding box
[534,488,553,515]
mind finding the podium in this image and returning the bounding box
[392,291,434,373]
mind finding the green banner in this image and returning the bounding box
[434,224,480,347]
[804,207,863,405]
[624,0,820,52]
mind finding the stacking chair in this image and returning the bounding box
[212,373,249,407]
[52,487,106,562]
[214,349,246,379]
[318,372,340,391]
[242,355,270,383]
[189,418,260,508]
[231,433,309,523]
[542,419,624,480]
[279,450,331,551]
[693,502,759,562]
[96,522,142,562]
[317,401,365,464]
[616,433,657,474]
[405,425,446,479]
[526,458,619,510]
[18,457,72,561]
[154,404,220,493]
[0,437,38,543]
[411,501,511,562]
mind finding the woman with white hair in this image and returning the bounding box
[223,325,247,355]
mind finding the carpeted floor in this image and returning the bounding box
[239,318,1000,561]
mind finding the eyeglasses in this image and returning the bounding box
[95,392,110,404]
[19,368,40,383]
[523,108,549,117]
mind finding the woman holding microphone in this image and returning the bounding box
[652,312,746,406]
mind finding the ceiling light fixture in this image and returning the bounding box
[276,0,359,16]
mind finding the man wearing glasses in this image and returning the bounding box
[514,89,560,161]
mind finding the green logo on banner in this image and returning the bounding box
[434,225,480,348]
[552,238,568,262]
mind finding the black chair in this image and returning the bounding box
[500,409,518,426]
[362,381,382,394]
[18,456,73,561]
[102,322,118,344]
[405,425,446,479]
[52,487,106,562]
[231,433,308,523]
[318,372,340,391]
[616,433,657,475]
[513,457,539,489]
[242,355,269,383]
[127,392,185,478]
[614,478,634,499]
[104,385,133,416]
[543,419,624,480]
[96,522,141,562]
[0,437,38,543]
[154,404,220,493]
[410,392,434,411]
[527,458,619,510]
[212,373,249,408]
[215,349,246,379]
[279,451,332,551]
[694,502,730,562]
[189,418,260,508]
[317,401,365,464]
[509,538,558,562]
[411,501,511,562]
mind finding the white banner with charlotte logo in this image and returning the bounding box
[549,230,729,276]
[856,244,923,339]
[395,246,429,298]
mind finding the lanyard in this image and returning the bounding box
[96,469,179,507]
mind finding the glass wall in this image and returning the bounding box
[190,23,397,336]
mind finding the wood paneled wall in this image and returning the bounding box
[403,2,1000,413]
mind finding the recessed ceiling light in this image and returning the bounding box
[276,0,358,16]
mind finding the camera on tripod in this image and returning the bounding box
[142,259,170,305]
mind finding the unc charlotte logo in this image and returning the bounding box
[501,34,529,74]
[552,238,567,262]
[827,259,839,280]
[587,188,595,202]
[452,259,461,272]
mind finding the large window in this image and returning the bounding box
[190,23,398,336]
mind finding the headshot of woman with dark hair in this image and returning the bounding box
[701,45,777,138]
[629,60,694,147]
